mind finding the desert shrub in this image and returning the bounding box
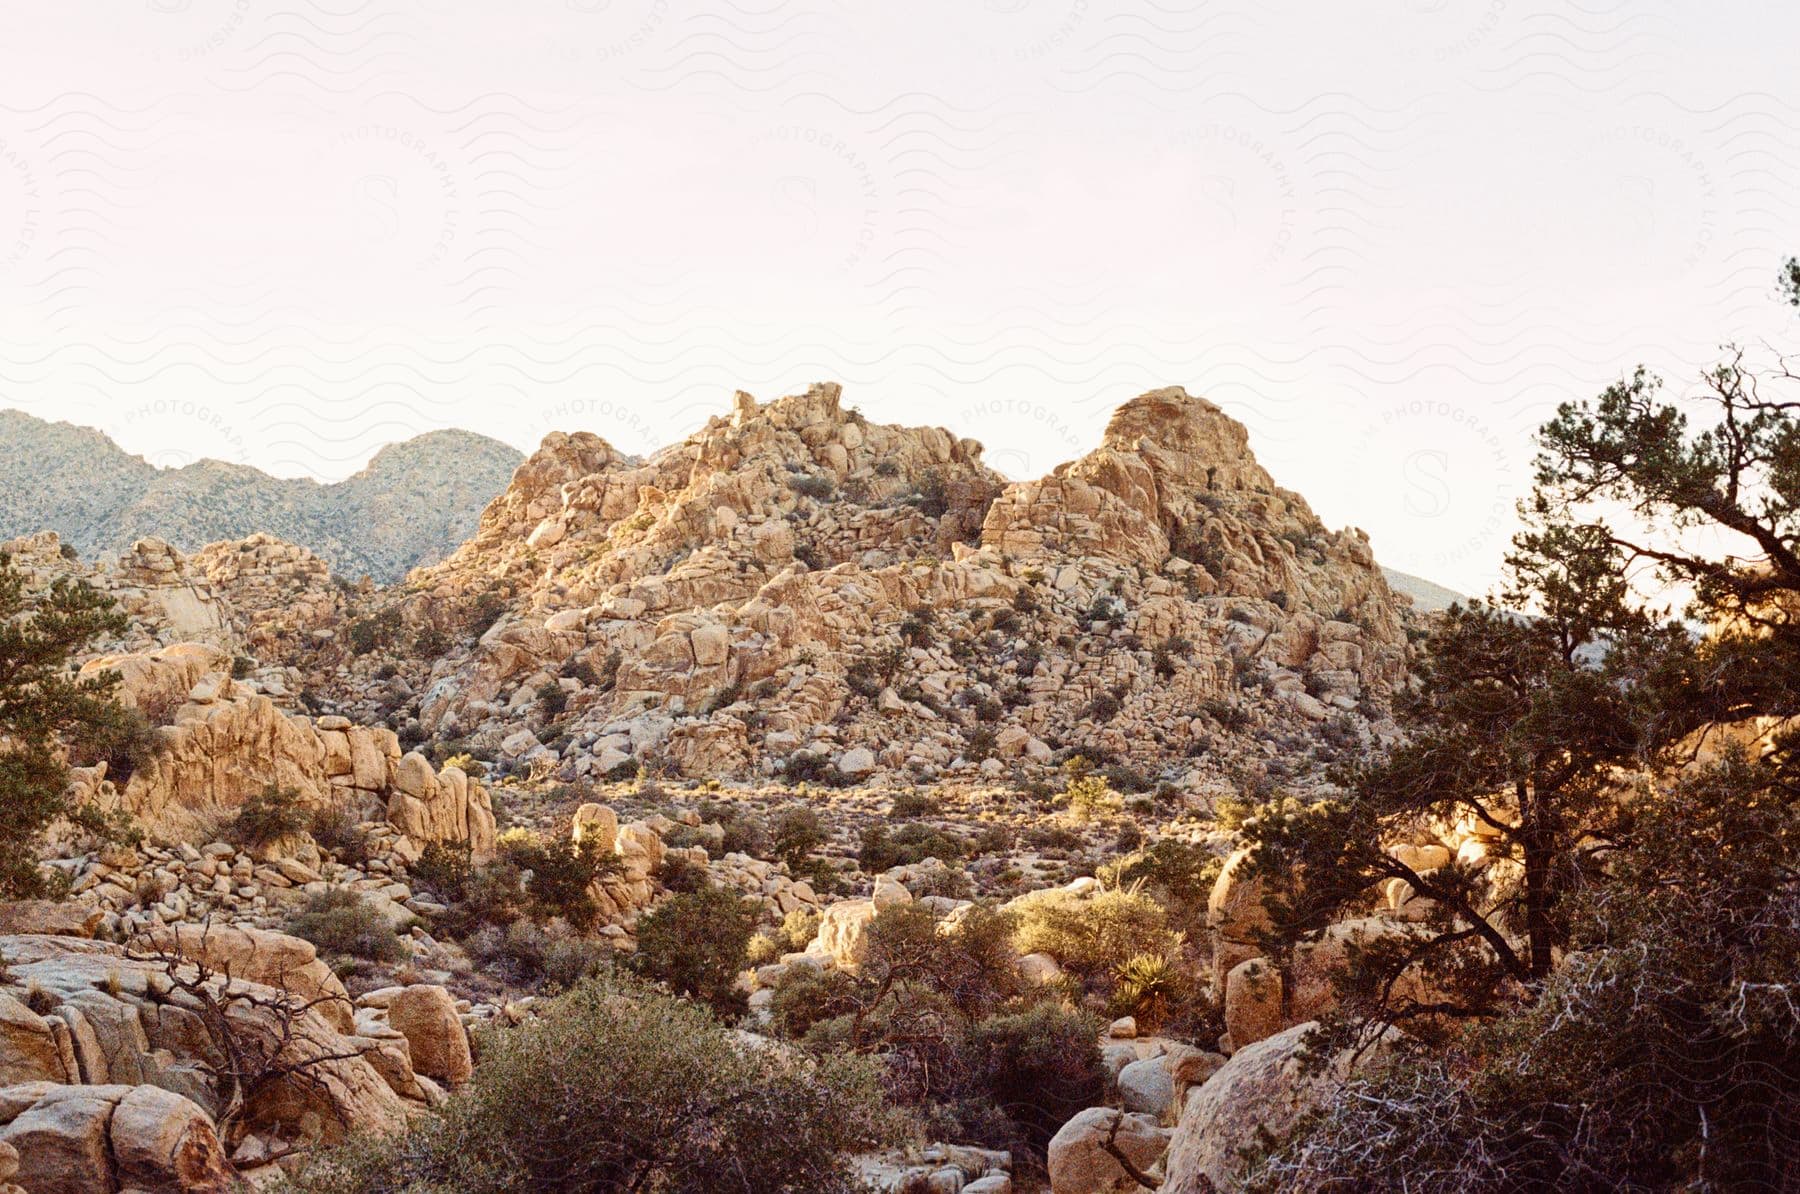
[776,906,821,953]
[770,806,828,867]
[1022,823,1084,852]
[231,654,255,679]
[768,967,864,1040]
[434,861,531,940]
[791,473,836,501]
[69,703,167,787]
[1058,757,1121,822]
[466,918,603,990]
[1098,838,1223,939]
[1108,952,1190,1031]
[284,971,892,1194]
[498,832,616,930]
[967,1003,1106,1152]
[224,784,307,849]
[443,750,487,779]
[889,790,941,819]
[698,800,769,856]
[1009,887,1177,978]
[908,470,949,518]
[630,887,757,1017]
[535,680,568,717]
[857,823,967,872]
[899,609,935,647]
[307,806,368,866]
[346,609,403,656]
[413,624,450,657]
[411,841,476,903]
[286,890,406,963]
[464,589,507,635]
[656,851,712,894]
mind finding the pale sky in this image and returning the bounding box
[1,1,1795,594]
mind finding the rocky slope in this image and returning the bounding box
[0,411,521,583]
[309,383,1409,790]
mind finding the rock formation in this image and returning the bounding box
[310,383,1409,787]
[67,643,495,860]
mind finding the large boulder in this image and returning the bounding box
[1046,1106,1170,1194]
[140,923,354,1034]
[1117,1054,1176,1120]
[0,933,424,1152]
[0,902,102,939]
[806,899,879,971]
[384,985,472,1088]
[0,1082,234,1194]
[1206,848,1271,990]
[1223,956,1284,1052]
[1164,1021,1394,1193]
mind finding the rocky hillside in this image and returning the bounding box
[0,410,521,582]
[297,383,1411,791]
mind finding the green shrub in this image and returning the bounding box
[1058,757,1120,822]
[498,832,616,930]
[857,823,967,872]
[889,790,941,819]
[1098,838,1223,938]
[465,590,507,635]
[466,919,603,990]
[536,680,568,717]
[770,806,827,867]
[697,801,769,856]
[791,473,836,501]
[411,841,476,903]
[968,1003,1106,1152]
[630,887,757,1017]
[283,971,892,1194]
[1009,886,1177,978]
[224,785,307,849]
[656,851,712,894]
[307,806,368,866]
[69,703,167,787]
[769,966,863,1040]
[346,609,403,656]
[286,890,407,963]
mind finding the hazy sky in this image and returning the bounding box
[1,2,1795,594]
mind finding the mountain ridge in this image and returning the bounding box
[0,409,523,583]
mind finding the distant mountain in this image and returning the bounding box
[0,410,523,583]
[1381,566,1469,613]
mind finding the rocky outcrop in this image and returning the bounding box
[1047,1106,1171,1193]
[191,534,347,660]
[0,1081,235,1194]
[322,383,1408,789]
[0,931,448,1177]
[2,533,237,655]
[70,643,495,859]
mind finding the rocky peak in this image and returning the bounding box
[1099,386,1277,495]
[296,382,1412,789]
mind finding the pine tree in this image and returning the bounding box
[0,552,128,896]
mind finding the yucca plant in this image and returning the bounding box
[1112,952,1183,1031]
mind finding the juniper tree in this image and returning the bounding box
[0,553,127,895]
